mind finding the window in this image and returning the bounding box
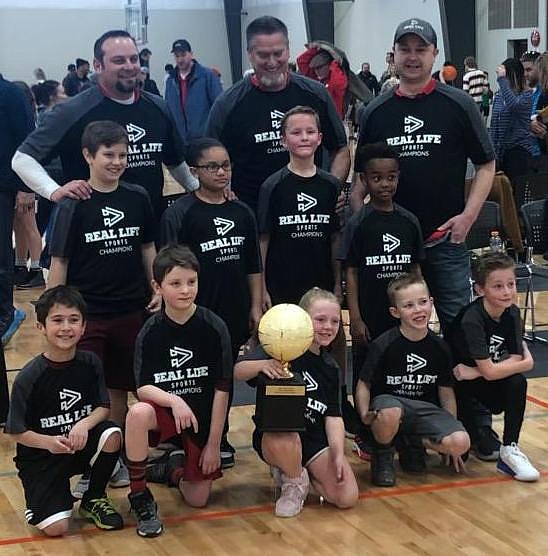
[513,0,538,28]
[488,0,511,30]
[125,0,148,45]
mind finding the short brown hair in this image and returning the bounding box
[153,245,200,284]
[81,120,128,156]
[472,252,514,286]
[35,285,87,325]
[387,272,429,307]
[280,105,321,136]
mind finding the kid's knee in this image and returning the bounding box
[126,402,155,427]
[372,406,402,431]
[43,518,70,537]
[102,429,122,452]
[442,431,470,456]
[263,432,301,456]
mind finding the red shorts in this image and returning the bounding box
[78,311,144,391]
[148,403,222,482]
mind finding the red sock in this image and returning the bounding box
[127,458,147,494]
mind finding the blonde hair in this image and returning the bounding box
[299,287,339,312]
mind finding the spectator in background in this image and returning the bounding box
[64,58,90,97]
[433,61,458,86]
[139,47,152,69]
[164,63,174,86]
[165,39,222,142]
[528,52,548,147]
[357,62,380,96]
[463,56,488,110]
[62,63,76,91]
[138,67,161,96]
[33,68,46,84]
[490,58,538,184]
[380,51,396,85]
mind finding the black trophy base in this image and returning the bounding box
[255,373,306,433]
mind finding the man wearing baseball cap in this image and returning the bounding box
[351,18,497,468]
[165,38,222,142]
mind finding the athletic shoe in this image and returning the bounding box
[13,266,30,286]
[397,437,427,473]
[109,459,130,488]
[79,495,124,530]
[270,466,282,488]
[473,426,501,461]
[371,447,396,487]
[128,487,163,537]
[145,450,185,486]
[1,309,26,347]
[72,471,90,499]
[497,443,540,482]
[220,437,235,469]
[352,434,373,461]
[16,269,45,289]
[275,468,309,518]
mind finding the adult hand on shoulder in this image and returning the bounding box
[439,212,473,244]
[199,441,221,475]
[15,191,35,214]
[68,421,89,452]
[223,186,237,201]
[146,292,162,313]
[171,396,198,434]
[50,180,92,202]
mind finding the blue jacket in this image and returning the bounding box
[165,61,222,142]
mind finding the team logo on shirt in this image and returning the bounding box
[126,123,146,142]
[253,110,285,154]
[404,115,424,134]
[170,347,193,369]
[297,192,318,212]
[489,335,505,362]
[213,217,235,236]
[102,207,125,227]
[302,371,319,392]
[383,233,401,253]
[407,353,427,373]
[59,388,82,411]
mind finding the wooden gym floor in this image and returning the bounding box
[3,289,548,555]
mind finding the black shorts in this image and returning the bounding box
[16,421,120,529]
[371,394,465,444]
[252,418,329,467]
[78,311,144,391]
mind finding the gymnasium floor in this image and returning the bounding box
[2,289,548,555]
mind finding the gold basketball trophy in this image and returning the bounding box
[255,304,314,432]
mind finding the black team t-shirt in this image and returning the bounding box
[206,74,347,213]
[160,194,262,348]
[18,87,184,219]
[241,346,341,450]
[447,298,523,367]
[360,327,454,405]
[358,82,494,238]
[258,167,340,304]
[342,204,424,338]
[50,181,156,315]
[5,351,110,462]
[134,307,233,444]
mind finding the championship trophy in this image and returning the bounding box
[254,304,314,432]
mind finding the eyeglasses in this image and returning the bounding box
[193,161,232,173]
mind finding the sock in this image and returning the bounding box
[127,457,148,494]
[29,260,41,270]
[15,258,27,267]
[86,450,119,500]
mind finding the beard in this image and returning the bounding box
[115,78,137,94]
[257,70,287,90]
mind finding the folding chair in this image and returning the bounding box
[513,172,548,208]
[518,200,548,343]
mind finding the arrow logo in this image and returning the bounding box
[126,123,146,143]
[170,347,193,369]
[297,192,317,212]
[489,335,505,361]
[302,371,319,392]
[213,217,235,236]
[102,207,125,227]
[407,353,427,373]
[60,388,82,411]
[404,115,424,134]
[383,233,400,253]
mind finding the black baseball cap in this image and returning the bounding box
[394,18,437,47]
[171,39,191,53]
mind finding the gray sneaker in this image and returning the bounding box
[109,459,130,488]
[72,471,90,499]
[128,487,163,537]
[275,468,309,518]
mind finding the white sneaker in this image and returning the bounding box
[270,466,282,488]
[497,443,540,482]
[109,459,130,488]
[275,468,309,518]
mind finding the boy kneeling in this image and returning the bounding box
[355,274,470,486]
[5,287,123,535]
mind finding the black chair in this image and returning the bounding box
[518,200,548,343]
[513,172,548,208]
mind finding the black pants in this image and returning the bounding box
[0,190,15,336]
[456,373,526,445]
[502,146,531,185]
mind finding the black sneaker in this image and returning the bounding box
[16,269,45,289]
[128,487,163,538]
[145,450,184,486]
[397,438,427,473]
[13,266,30,286]
[473,427,501,461]
[220,437,235,469]
[371,447,396,487]
[79,495,124,530]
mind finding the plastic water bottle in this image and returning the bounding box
[489,230,503,252]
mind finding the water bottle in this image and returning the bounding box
[489,230,503,252]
